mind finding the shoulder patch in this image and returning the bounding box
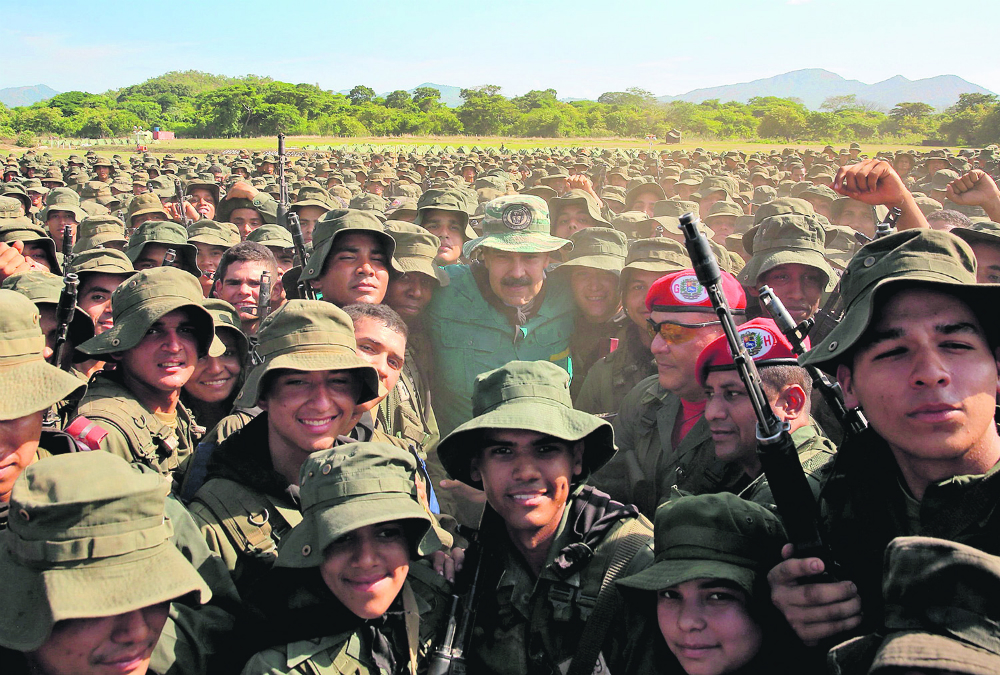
[65,416,111,451]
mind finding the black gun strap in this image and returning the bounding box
[565,518,647,675]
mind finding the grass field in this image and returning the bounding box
[7,135,946,160]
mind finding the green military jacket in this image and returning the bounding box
[72,373,198,489]
[818,428,1000,633]
[240,564,451,675]
[568,311,627,401]
[424,263,575,437]
[467,486,659,675]
[592,375,747,518]
[574,323,655,417]
[740,423,838,507]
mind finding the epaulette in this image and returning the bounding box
[64,416,110,451]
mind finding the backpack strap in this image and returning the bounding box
[565,518,649,675]
[192,479,295,561]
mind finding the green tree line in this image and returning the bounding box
[1,70,998,145]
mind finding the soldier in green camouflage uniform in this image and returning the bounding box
[240,442,451,675]
[436,360,659,675]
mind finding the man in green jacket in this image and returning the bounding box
[423,195,574,438]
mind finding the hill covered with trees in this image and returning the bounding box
[1,70,997,146]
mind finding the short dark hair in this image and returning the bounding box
[214,240,277,284]
[926,209,972,230]
[759,364,812,409]
[343,303,408,341]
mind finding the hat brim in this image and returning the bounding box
[737,248,836,292]
[616,558,756,594]
[465,232,571,258]
[0,357,86,421]
[0,539,210,652]
[801,276,1000,373]
[300,228,398,283]
[867,632,1000,675]
[555,255,624,274]
[437,398,614,486]
[236,350,380,409]
[276,497,435,568]
[78,298,223,358]
[394,257,449,287]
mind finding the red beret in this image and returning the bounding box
[695,318,807,386]
[645,268,747,313]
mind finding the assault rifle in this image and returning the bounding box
[427,528,483,675]
[174,180,192,227]
[681,213,837,568]
[256,271,272,323]
[61,222,76,268]
[286,212,316,300]
[811,206,901,344]
[52,272,79,371]
[758,286,867,438]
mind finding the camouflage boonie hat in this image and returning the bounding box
[464,195,570,258]
[383,221,449,286]
[126,220,201,278]
[0,452,210,651]
[556,227,627,275]
[0,290,86,420]
[77,266,223,358]
[39,187,85,223]
[236,299,380,408]
[276,442,440,568]
[828,536,1000,675]
[73,214,127,252]
[299,209,398,284]
[738,214,837,291]
[126,192,170,224]
[186,219,241,248]
[437,360,615,487]
[800,230,997,373]
[617,492,785,595]
[247,224,294,250]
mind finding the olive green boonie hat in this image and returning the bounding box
[246,223,294,250]
[464,195,571,258]
[77,266,224,358]
[623,237,689,274]
[800,230,998,373]
[187,219,241,248]
[0,453,210,651]
[299,208,398,284]
[414,187,477,239]
[0,291,85,420]
[73,214,127,252]
[617,492,786,595]
[66,247,135,280]
[384,221,449,286]
[277,442,439,568]
[235,299,379,408]
[2,271,95,350]
[737,213,837,291]
[127,220,201,278]
[556,227,627,275]
[549,189,611,232]
[827,536,1000,675]
[437,360,614,487]
[203,298,249,357]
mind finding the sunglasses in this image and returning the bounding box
[646,317,720,343]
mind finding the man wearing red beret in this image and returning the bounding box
[589,269,751,517]
[697,318,837,507]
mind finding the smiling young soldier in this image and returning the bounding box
[593,270,749,518]
[68,248,136,336]
[555,227,628,400]
[574,237,688,416]
[436,360,658,675]
[769,229,1000,649]
[696,318,837,507]
[68,266,225,489]
[187,300,382,598]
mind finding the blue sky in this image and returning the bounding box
[4,0,997,98]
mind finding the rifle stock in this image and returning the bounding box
[680,213,836,568]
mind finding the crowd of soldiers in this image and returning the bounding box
[0,138,999,675]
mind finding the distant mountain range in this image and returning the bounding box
[654,69,994,111]
[0,84,60,107]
